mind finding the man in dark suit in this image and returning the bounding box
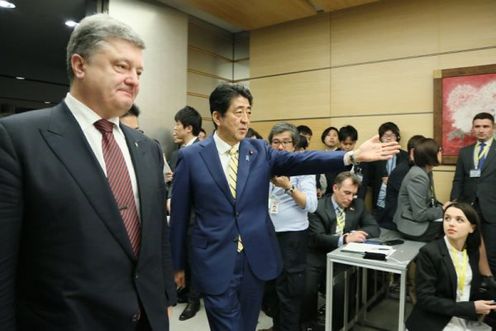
[0,14,176,330]
[170,84,398,331]
[451,112,496,274]
[166,106,203,321]
[365,122,408,219]
[301,171,380,328]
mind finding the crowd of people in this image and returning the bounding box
[1,12,496,331]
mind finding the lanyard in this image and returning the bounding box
[474,143,489,169]
[449,246,468,298]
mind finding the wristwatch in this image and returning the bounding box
[285,185,296,195]
[348,151,360,165]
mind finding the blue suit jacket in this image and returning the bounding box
[170,136,345,295]
[0,103,176,330]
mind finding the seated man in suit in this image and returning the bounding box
[301,171,380,329]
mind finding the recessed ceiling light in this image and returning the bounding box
[15,76,25,80]
[44,101,51,104]
[65,20,79,28]
[0,1,15,9]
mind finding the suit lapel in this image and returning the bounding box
[482,138,496,172]
[236,140,257,199]
[323,199,337,234]
[439,240,458,298]
[199,137,233,204]
[122,125,148,259]
[41,104,135,260]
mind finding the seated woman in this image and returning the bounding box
[393,137,443,242]
[406,202,496,331]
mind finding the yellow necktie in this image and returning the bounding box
[227,146,243,252]
[227,146,238,198]
[336,207,345,235]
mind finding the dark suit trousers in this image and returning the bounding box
[301,263,350,329]
[264,230,307,331]
[203,251,264,331]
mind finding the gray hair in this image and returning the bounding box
[268,122,300,146]
[66,13,145,82]
[334,171,361,187]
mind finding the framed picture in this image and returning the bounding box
[434,64,496,165]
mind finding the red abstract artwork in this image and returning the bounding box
[434,64,496,164]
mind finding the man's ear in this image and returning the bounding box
[212,111,222,127]
[71,54,86,79]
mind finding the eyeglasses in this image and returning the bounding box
[271,140,293,146]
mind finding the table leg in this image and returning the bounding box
[398,270,406,331]
[326,259,334,331]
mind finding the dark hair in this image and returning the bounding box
[334,171,361,187]
[443,202,481,252]
[378,122,401,142]
[209,84,252,117]
[122,104,140,118]
[413,138,440,168]
[200,128,206,135]
[407,135,425,152]
[174,106,202,136]
[338,125,358,142]
[296,125,313,137]
[246,128,263,139]
[296,135,308,150]
[321,126,339,144]
[473,112,495,123]
[268,122,300,146]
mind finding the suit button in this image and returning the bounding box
[236,212,240,217]
[135,273,139,280]
[131,311,141,322]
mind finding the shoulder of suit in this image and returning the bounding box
[0,104,57,126]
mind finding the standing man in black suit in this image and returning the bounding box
[451,112,496,274]
[0,14,176,330]
[166,106,203,321]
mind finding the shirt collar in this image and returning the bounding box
[214,131,240,154]
[331,195,342,212]
[65,92,121,132]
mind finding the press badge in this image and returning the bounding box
[470,169,481,178]
[269,197,280,214]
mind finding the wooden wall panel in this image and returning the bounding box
[250,14,330,77]
[438,48,496,70]
[188,48,232,79]
[189,19,233,59]
[250,70,330,121]
[330,0,439,67]
[433,169,455,204]
[188,72,226,98]
[438,0,496,52]
[331,57,436,116]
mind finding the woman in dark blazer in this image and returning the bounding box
[406,202,496,331]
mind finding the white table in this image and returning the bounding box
[325,240,425,331]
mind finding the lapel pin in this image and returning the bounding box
[134,142,139,148]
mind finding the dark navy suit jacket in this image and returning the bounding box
[170,136,346,295]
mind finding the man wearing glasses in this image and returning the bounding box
[260,122,318,331]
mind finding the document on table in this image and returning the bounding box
[341,243,395,257]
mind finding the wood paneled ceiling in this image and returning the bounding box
[160,0,380,31]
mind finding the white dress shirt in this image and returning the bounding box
[64,93,140,216]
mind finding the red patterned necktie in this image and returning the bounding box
[94,119,141,256]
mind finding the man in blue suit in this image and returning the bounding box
[170,84,399,330]
[0,14,175,330]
